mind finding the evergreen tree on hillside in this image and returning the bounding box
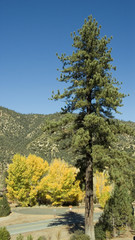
[50,15,126,240]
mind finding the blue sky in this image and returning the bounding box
[0,0,135,122]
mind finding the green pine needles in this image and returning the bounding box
[0,194,11,217]
[53,15,125,117]
[50,15,133,240]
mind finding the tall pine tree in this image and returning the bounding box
[51,15,125,240]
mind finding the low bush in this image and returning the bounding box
[0,227,11,240]
[27,235,33,240]
[15,235,47,240]
[70,230,90,240]
[16,234,24,240]
[95,223,106,240]
[37,237,47,240]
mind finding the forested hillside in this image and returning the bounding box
[0,106,135,167]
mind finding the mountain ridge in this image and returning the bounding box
[0,106,135,167]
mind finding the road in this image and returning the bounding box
[6,207,102,235]
[7,219,55,235]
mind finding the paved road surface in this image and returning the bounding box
[6,207,102,235]
[7,219,54,235]
[13,206,75,215]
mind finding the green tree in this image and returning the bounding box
[103,150,135,236]
[100,184,134,237]
[0,194,11,217]
[51,15,126,239]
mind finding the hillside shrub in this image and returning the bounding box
[16,234,24,240]
[0,194,11,217]
[70,230,90,240]
[0,227,11,240]
[27,235,33,240]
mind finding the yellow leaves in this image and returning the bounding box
[38,158,83,206]
[6,154,48,206]
[7,155,82,206]
[26,154,48,185]
[7,154,113,208]
[95,170,113,208]
[6,154,29,203]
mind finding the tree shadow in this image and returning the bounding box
[48,211,85,233]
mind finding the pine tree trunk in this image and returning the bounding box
[85,160,95,240]
[112,217,117,237]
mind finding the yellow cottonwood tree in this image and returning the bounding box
[6,154,29,205]
[25,154,49,205]
[38,158,83,205]
[6,154,48,206]
[95,170,112,208]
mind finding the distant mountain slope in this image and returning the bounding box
[0,106,76,165]
[0,106,51,164]
[0,106,135,167]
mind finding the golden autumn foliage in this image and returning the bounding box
[6,155,82,206]
[6,154,29,205]
[95,170,113,208]
[38,158,83,206]
[6,154,112,208]
[26,154,49,205]
[6,154,48,206]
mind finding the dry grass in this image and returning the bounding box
[10,226,70,240]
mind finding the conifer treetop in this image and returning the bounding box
[53,15,125,119]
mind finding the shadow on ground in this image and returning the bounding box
[48,211,85,233]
